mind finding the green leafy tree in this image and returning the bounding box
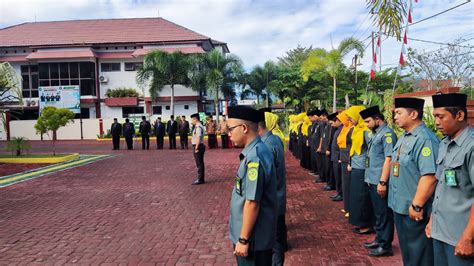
[6,137,31,156]
[301,37,365,112]
[34,107,75,155]
[366,0,407,41]
[0,62,23,133]
[136,51,191,117]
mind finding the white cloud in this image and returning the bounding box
[0,0,472,71]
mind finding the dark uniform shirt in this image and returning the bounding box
[229,137,277,251]
[431,126,474,247]
[330,126,342,162]
[339,128,353,163]
[364,124,397,185]
[388,123,440,215]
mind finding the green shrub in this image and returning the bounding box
[6,137,31,156]
[105,87,139,98]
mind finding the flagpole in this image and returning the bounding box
[393,0,413,93]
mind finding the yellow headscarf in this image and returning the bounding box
[289,115,297,133]
[336,111,352,149]
[265,112,286,151]
[344,106,369,156]
[301,115,311,136]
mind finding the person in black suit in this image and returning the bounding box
[178,115,190,149]
[110,118,122,150]
[139,116,151,150]
[122,118,135,150]
[154,117,165,149]
[167,115,178,149]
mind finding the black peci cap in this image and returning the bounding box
[227,106,262,123]
[327,112,339,121]
[319,108,328,116]
[259,107,272,113]
[190,113,200,120]
[394,97,425,110]
[359,106,381,119]
[432,93,467,108]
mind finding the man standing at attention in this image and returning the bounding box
[179,115,190,149]
[167,115,178,149]
[426,93,474,265]
[191,113,206,185]
[110,118,122,150]
[227,105,277,265]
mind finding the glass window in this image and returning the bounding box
[31,74,38,89]
[124,62,143,71]
[22,90,30,98]
[21,65,29,74]
[70,79,80,85]
[122,107,144,118]
[39,64,49,79]
[31,90,38,98]
[39,80,50,87]
[80,62,95,78]
[70,63,79,79]
[184,105,189,110]
[165,106,170,110]
[30,65,38,73]
[60,79,70,86]
[22,75,30,90]
[51,79,59,86]
[50,63,59,79]
[60,63,69,79]
[80,79,95,96]
[152,106,162,115]
[101,63,120,72]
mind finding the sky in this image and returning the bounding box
[0,0,473,72]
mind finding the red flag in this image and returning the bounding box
[403,31,408,44]
[370,69,375,80]
[399,53,405,66]
[408,10,412,23]
[373,52,377,64]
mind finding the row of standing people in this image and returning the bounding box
[289,93,473,265]
[110,115,233,150]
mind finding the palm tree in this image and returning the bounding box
[366,0,407,41]
[195,49,242,122]
[301,37,365,112]
[136,50,191,117]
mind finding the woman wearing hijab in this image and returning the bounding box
[336,111,354,217]
[266,112,286,151]
[345,106,375,234]
[301,115,312,169]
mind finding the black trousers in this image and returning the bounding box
[221,135,229,149]
[112,135,120,150]
[125,136,133,150]
[315,152,323,179]
[272,214,287,266]
[180,134,188,149]
[368,184,394,249]
[208,134,217,148]
[169,134,176,149]
[394,212,433,266]
[348,169,374,228]
[433,238,474,266]
[141,134,150,150]
[324,155,334,187]
[235,248,272,266]
[332,161,342,195]
[193,144,205,182]
[310,148,318,174]
[341,162,351,212]
[156,135,164,149]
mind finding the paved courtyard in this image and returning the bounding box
[0,140,402,265]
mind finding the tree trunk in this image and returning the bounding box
[52,130,56,156]
[215,92,220,125]
[266,90,269,108]
[333,76,337,112]
[16,149,20,156]
[256,94,260,105]
[171,84,175,117]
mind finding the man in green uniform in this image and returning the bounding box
[426,93,474,265]
[360,106,396,257]
[258,110,287,266]
[389,97,439,266]
[227,105,277,265]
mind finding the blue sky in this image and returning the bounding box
[1,0,473,72]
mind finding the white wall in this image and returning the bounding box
[155,101,198,120]
[98,58,144,98]
[10,118,101,140]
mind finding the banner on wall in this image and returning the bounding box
[38,86,81,114]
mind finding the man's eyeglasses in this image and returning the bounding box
[227,124,244,133]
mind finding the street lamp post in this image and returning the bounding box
[351,55,362,105]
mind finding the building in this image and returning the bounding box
[0,18,229,121]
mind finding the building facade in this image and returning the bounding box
[0,18,229,121]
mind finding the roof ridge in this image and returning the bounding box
[158,17,210,40]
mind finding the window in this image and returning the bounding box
[124,62,143,71]
[101,63,121,72]
[38,62,96,96]
[152,106,162,115]
[20,65,39,98]
[184,105,189,110]
[122,107,144,118]
[165,106,170,110]
[74,108,90,119]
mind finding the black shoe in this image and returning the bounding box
[332,195,343,201]
[353,228,375,235]
[330,193,341,199]
[322,186,335,191]
[368,247,393,257]
[192,179,205,185]
[363,240,380,249]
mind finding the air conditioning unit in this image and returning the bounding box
[99,75,109,83]
[30,100,37,106]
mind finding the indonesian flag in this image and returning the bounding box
[408,10,412,23]
[403,30,408,45]
[399,53,405,66]
[370,62,376,79]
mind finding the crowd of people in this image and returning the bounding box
[289,93,473,266]
[109,114,234,151]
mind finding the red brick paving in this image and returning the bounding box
[0,163,52,176]
[0,140,402,265]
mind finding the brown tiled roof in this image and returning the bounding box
[0,18,210,48]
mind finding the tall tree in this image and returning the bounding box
[136,50,191,117]
[301,37,365,112]
[0,62,23,133]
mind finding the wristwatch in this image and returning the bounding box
[238,237,249,245]
[411,204,423,212]
[379,181,387,186]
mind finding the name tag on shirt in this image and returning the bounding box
[392,162,400,177]
[365,157,370,168]
[235,176,242,195]
[444,169,457,186]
